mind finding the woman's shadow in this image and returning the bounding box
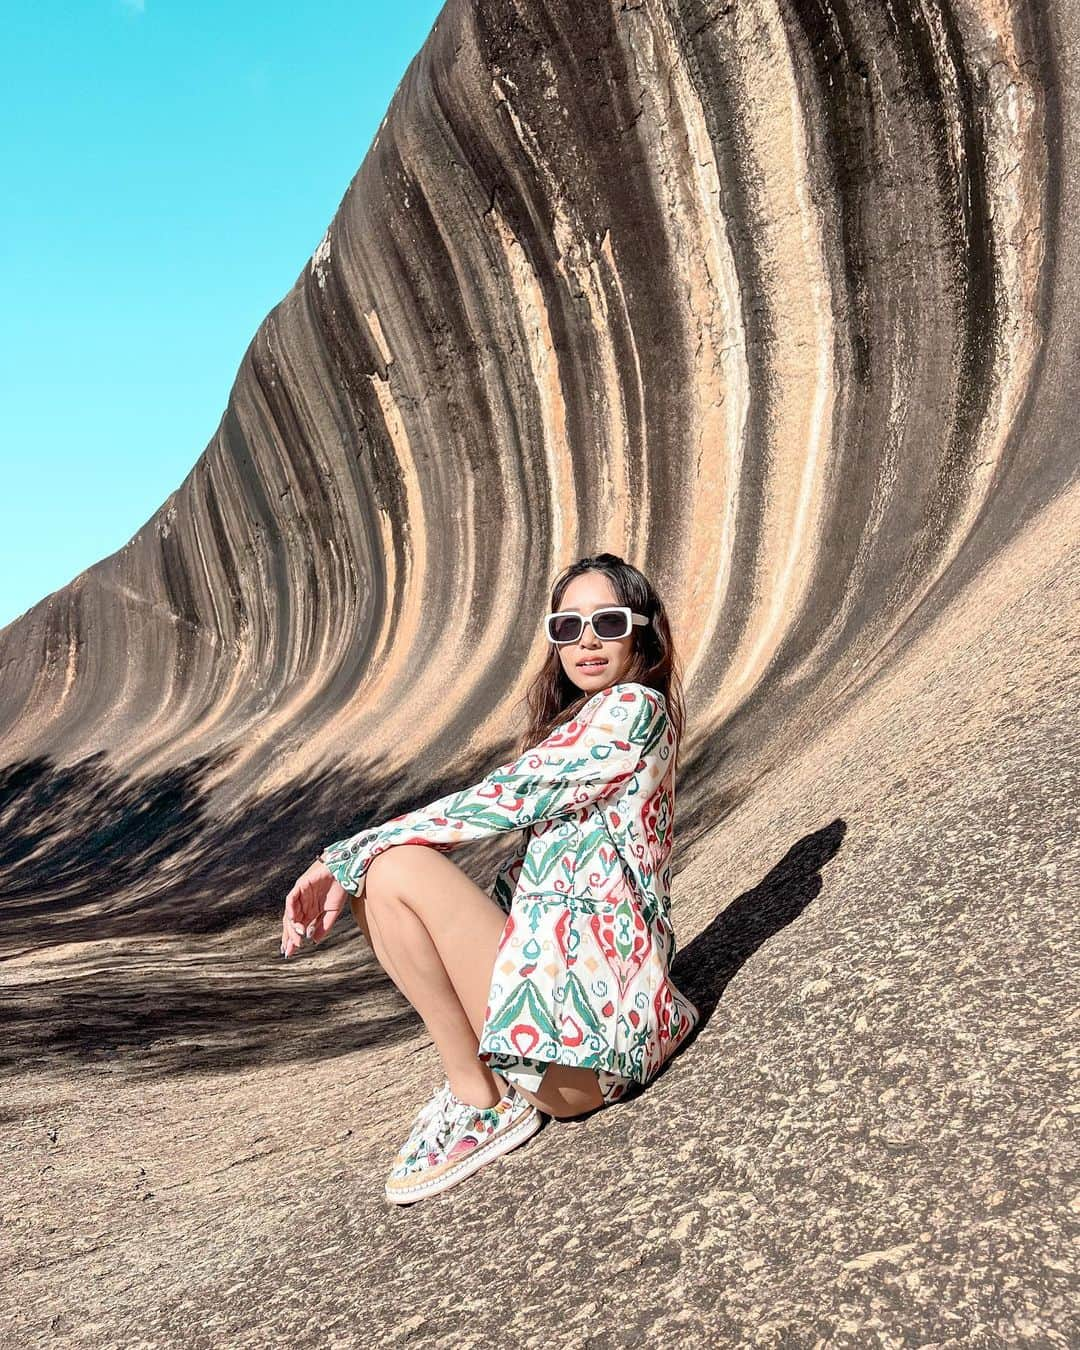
[619,818,847,1103]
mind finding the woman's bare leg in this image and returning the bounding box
[360,844,604,1119]
[366,904,506,1108]
[349,891,424,1028]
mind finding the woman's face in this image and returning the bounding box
[554,572,637,694]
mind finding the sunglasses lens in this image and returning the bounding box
[593,609,629,639]
[549,614,583,643]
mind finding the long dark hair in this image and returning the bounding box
[516,552,687,755]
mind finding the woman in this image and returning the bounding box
[280,553,700,1205]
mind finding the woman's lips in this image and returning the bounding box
[577,659,608,669]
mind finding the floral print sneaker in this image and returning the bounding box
[384,1083,543,1205]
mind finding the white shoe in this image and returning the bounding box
[385,1084,543,1205]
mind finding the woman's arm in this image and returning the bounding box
[319,682,666,900]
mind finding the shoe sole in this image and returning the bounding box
[384,1104,544,1205]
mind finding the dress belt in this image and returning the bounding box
[517,889,626,914]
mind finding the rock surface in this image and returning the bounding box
[2,0,1078,1345]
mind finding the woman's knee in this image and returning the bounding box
[364,848,410,901]
[366,843,436,897]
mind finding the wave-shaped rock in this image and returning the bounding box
[1,0,1071,808]
[2,1,1077,1339]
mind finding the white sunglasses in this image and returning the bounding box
[544,606,650,645]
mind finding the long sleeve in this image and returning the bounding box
[320,682,666,899]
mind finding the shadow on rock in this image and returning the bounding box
[630,819,849,1099]
[1,957,424,1082]
[0,747,539,1081]
[675,818,847,1023]
[0,749,508,951]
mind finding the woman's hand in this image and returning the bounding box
[281,859,352,958]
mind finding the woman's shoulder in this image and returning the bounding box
[584,682,669,732]
[590,681,668,711]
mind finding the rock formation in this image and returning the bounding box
[2,1,1076,1344]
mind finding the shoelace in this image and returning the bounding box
[411,1081,515,1158]
[414,1080,452,1135]
[409,1082,454,1155]
[432,1096,480,1151]
[432,1088,511,1152]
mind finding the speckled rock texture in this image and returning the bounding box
[2,0,1078,1345]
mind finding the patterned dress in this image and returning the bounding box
[320,681,700,1100]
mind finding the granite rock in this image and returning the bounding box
[2,1,1078,1345]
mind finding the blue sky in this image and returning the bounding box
[0,0,443,631]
